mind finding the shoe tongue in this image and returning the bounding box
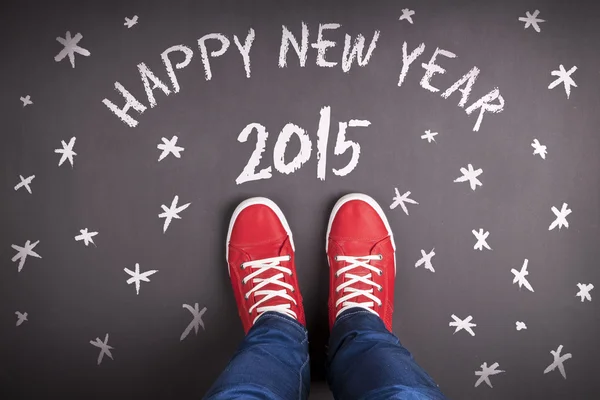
[244,237,292,300]
[342,246,380,307]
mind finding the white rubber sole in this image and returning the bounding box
[326,193,397,275]
[226,197,295,276]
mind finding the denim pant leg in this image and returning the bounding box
[204,312,310,400]
[327,309,447,400]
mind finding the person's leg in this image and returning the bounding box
[204,312,309,399]
[204,198,310,399]
[327,309,446,399]
[325,194,447,399]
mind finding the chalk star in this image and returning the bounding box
[474,362,504,388]
[454,164,483,191]
[399,8,415,24]
[15,311,28,326]
[518,10,545,33]
[20,95,33,107]
[90,333,114,365]
[14,175,35,194]
[157,135,184,161]
[180,303,208,341]
[543,345,572,379]
[511,259,534,292]
[159,195,191,233]
[576,283,594,302]
[389,188,418,215]
[421,129,438,143]
[449,314,476,336]
[548,65,577,99]
[54,137,77,167]
[11,240,41,272]
[415,248,436,272]
[472,229,491,251]
[54,31,91,68]
[549,202,571,231]
[531,139,547,159]
[75,228,98,246]
[516,321,527,331]
[124,15,139,28]
[124,263,158,295]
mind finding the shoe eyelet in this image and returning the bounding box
[378,254,383,260]
[379,287,383,292]
[334,256,339,261]
[240,263,245,269]
[378,271,383,276]
[242,279,247,285]
[244,294,249,300]
[291,288,295,292]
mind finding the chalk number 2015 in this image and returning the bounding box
[235,106,370,185]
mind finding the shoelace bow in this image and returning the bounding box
[241,255,297,323]
[334,255,383,318]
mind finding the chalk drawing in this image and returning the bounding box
[198,33,230,81]
[157,135,184,161]
[15,311,28,326]
[332,119,371,176]
[312,23,340,67]
[11,240,41,272]
[415,249,435,272]
[180,303,207,341]
[420,48,457,93]
[137,62,171,107]
[316,106,331,180]
[549,203,571,230]
[454,164,483,190]
[75,228,98,247]
[532,139,547,159]
[475,362,504,388]
[543,345,572,379]
[20,95,32,107]
[576,283,594,302]
[465,88,505,132]
[472,229,491,251]
[441,67,480,107]
[161,45,194,93]
[341,31,379,73]
[511,259,534,292]
[389,188,418,215]
[124,15,138,28]
[233,28,255,78]
[54,137,77,167]
[235,123,272,184]
[548,65,577,99]
[273,123,313,174]
[398,42,425,86]
[102,82,148,127]
[159,195,191,233]
[519,10,545,33]
[399,8,415,24]
[421,129,438,143]
[124,263,158,295]
[516,321,527,331]
[14,175,35,194]
[279,22,308,68]
[90,333,114,365]
[54,31,90,68]
[449,314,476,336]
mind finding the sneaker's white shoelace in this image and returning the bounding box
[334,255,383,318]
[241,255,297,324]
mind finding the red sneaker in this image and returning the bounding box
[226,197,305,334]
[326,193,396,331]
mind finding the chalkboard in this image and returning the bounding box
[2,0,600,399]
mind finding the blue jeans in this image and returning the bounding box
[204,309,447,399]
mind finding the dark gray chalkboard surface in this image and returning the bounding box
[2,0,600,399]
